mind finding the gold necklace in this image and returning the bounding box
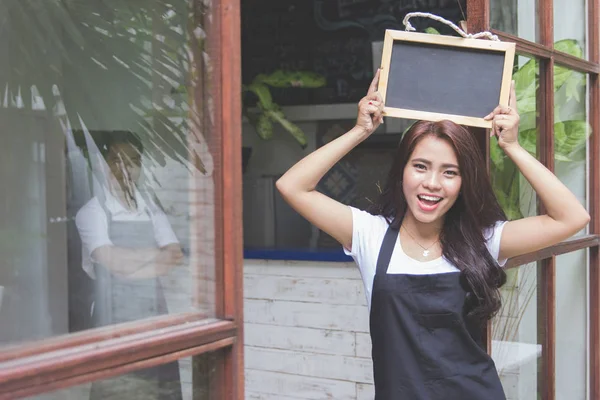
[401,225,440,257]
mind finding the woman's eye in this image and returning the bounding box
[414,163,426,170]
[445,170,458,176]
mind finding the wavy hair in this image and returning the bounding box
[368,120,507,325]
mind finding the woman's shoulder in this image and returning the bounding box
[76,196,103,218]
[483,220,508,241]
[482,220,508,265]
[349,206,392,237]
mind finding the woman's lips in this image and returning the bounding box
[417,196,442,212]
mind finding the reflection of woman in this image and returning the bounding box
[277,70,590,399]
[75,132,182,399]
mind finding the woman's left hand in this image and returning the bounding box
[484,80,520,150]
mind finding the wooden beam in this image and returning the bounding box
[0,313,206,363]
[0,338,235,400]
[220,0,244,398]
[505,235,600,269]
[493,30,600,74]
[538,0,555,392]
[0,320,237,395]
[588,0,600,398]
[466,0,490,33]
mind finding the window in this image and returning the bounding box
[473,0,600,398]
[0,0,243,398]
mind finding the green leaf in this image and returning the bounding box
[555,39,584,58]
[518,111,537,133]
[490,136,504,171]
[512,58,537,113]
[553,40,584,93]
[554,120,590,160]
[247,82,274,110]
[266,109,307,147]
[519,129,537,156]
[254,113,274,140]
[425,27,440,35]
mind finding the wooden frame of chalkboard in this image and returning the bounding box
[377,30,516,128]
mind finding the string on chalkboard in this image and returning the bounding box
[403,12,500,41]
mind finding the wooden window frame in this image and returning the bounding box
[0,0,244,399]
[468,0,600,399]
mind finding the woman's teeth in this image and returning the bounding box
[418,195,442,204]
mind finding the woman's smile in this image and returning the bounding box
[417,193,444,212]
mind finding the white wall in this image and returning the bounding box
[243,259,375,400]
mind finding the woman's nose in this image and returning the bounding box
[423,173,442,190]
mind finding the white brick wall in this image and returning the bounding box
[243,259,375,400]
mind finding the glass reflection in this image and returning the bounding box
[75,132,184,328]
[554,69,589,237]
[490,0,537,43]
[555,250,588,399]
[490,56,538,220]
[491,262,543,400]
[0,0,217,347]
[554,0,587,59]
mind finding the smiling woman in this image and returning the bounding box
[275,69,589,400]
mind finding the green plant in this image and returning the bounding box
[242,70,326,148]
[491,39,590,220]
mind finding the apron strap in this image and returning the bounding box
[375,223,399,275]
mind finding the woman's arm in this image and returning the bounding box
[92,244,183,279]
[485,82,590,260]
[276,69,385,250]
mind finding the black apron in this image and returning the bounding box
[89,204,182,400]
[370,224,506,400]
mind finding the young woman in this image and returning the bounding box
[276,69,590,399]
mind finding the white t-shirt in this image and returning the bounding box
[75,189,179,278]
[343,207,507,309]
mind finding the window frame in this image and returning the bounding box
[467,0,600,398]
[0,0,244,398]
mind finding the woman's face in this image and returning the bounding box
[106,142,142,184]
[402,135,462,225]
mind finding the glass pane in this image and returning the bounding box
[492,262,544,399]
[555,250,588,399]
[554,0,587,59]
[491,56,539,220]
[25,352,222,400]
[490,0,537,43]
[0,0,218,347]
[554,70,589,236]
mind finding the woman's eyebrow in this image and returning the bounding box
[412,157,459,169]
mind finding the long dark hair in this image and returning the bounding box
[369,120,507,325]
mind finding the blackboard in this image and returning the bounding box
[378,30,515,128]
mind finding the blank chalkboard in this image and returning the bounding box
[378,30,515,128]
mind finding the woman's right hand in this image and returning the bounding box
[355,68,385,136]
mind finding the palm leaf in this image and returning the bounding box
[1,0,208,174]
